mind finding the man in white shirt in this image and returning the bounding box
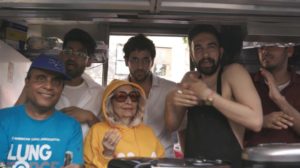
[123,34,177,157]
[56,28,104,137]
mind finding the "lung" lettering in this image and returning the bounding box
[8,144,52,161]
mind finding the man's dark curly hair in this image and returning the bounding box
[188,25,222,47]
[63,28,96,57]
[123,34,156,60]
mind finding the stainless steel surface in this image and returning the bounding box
[242,143,300,162]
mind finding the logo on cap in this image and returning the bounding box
[30,54,70,80]
[48,58,64,72]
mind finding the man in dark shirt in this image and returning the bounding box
[246,43,300,146]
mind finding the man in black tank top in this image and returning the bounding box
[165,25,263,168]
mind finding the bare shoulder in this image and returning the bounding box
[223,63,249,78]
[222,63,252,86]
[223,63,247,74]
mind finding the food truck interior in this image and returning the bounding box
[1,0,300,109]
[1,1,300,167]
[1,0,300,113]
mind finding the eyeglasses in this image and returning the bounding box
[62,49,88,59]
[30,74,64,87]
[112,91,140,102]
[128,57,152,65]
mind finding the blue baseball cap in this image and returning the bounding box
[30,54,70,80]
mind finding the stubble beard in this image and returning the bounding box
[131,70,151,83]
[65,60,85,79]
[197,58,220,76]
[261,61,277,72]
[67,68,84,79]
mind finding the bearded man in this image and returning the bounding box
[165,25,263,168]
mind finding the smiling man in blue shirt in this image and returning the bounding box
[0,54,83,168]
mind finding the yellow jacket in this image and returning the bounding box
[84,122,165,168]
[84,80,165,168]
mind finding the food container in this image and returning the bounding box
[242,143,300,168]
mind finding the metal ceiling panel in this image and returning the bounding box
[246,22,300,42]
[0,0,151,11]
[159,1,300,16]
[1,0,300,42]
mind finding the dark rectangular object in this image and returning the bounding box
[108,157,231,168]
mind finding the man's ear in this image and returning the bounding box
[24,78,29,88]
[86,57,92,67]
[189,44,199,65]
[219,47,224,58]
[190,50,197,67]
[150,57,155,68]
[287,46,294,58]
[124,56,129,66]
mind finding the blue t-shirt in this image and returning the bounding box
[0,105,83,168]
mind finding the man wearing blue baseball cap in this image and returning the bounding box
[0,54,83,168]
[15,29,104,139]
[245,42,300,146]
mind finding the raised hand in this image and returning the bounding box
[260,68,282,101]
[171,82,199,107]
[102,129,121,157]
[182,73,212,101]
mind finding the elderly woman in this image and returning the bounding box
[84,79,165,168]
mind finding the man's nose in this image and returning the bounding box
[67,54,77,60]
[137,60,145,68]
[261,48,269,56]
[203,49,209,58]
[43,79,55,89]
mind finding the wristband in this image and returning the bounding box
[203,90,215,106]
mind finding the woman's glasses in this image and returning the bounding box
[112,91,140,102]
